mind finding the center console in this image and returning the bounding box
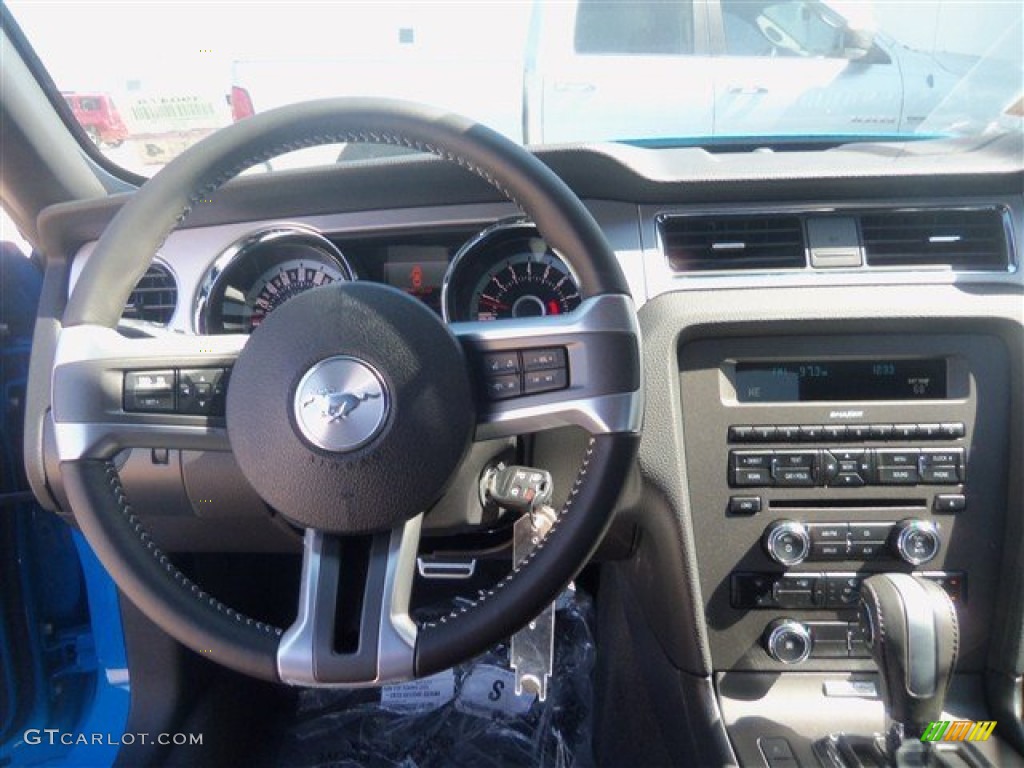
[679,333,1009,675]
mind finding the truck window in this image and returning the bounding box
[723,0,846,58]
[574,0,694,55]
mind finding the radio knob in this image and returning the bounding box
[763,520,811,566]
[764,619,813,664]
[892,519,941,565]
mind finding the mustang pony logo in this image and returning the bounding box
[302,388,381,423]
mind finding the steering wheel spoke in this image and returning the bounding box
[52,324,246,460]
[278,516,421,686]
[452,294,643,440]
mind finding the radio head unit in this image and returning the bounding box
[734,358,948,402]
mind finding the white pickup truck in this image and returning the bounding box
[230,0,1014,150]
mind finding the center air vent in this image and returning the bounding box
[123,263,177,325]
[660,215,806,272]
[862,208,1010,270]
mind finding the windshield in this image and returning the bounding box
[8,0,1022,177]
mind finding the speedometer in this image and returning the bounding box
[196,225,354,334]
[442,220,582,323]
[470,253,580,321]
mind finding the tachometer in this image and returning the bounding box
[196,225,354,334]
[442,220,581,322]
[470,252,580,321]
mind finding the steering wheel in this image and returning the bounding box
[51,99,642,685]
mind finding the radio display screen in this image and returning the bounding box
[734,359,947,402]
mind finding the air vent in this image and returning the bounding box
[862,208,1010,270]
[660,215,806,272]
[123,263,177,324]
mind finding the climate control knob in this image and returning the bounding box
[764,619,813,664]
[891,519,941,565]
[763,520,811,566]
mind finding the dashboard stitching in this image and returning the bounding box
[102,462,283,637]
[420,436,596,628]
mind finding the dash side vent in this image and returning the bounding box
[660,215,806,272]
[862,208,1010,270]
[123,263,177,325]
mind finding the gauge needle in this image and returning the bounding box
[479,294,510,310]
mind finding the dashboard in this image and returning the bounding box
[41,135,1024,766]
[151,218,584,336]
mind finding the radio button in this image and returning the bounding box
[821,451,840,483]
[729,425,756,442]
[849,522,893,541]
[731,451,773,469]
[893,424,920,439]
[775,468,816,487]
[728,496,762,515]
[869,424,895,440]
[878,467,920,484]
[849,541,886,559]
[847,424,871,440]
[752,425,778,442]
[875,449,919,467]
[773,451,817,468]
[831,472,865,488]
[831,449,871,471]
[733,468,774,487]
[921,465,961,484]
[799,425,825,442]
[823,425,848,441]
[917,423,942,439]
[811,541,848,560]
[777,425,801,441]
[940,422,966,439]
[808,523,848,542]
[920,448,963,467]
[933,494,966,513]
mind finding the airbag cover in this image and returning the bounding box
[227,281,474,534]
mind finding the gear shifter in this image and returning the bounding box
[859,573,959,762]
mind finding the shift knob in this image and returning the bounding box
[858,574,959,737]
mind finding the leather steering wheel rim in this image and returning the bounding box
[56,98,642,683]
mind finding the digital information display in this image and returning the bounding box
[734,359,947,402]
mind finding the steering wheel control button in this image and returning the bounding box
[892,519,941,565]
[482,352,520,374]
[728,496,762,516]
[523,367,568,395]
[764,619,813,664]
[485,374,522,400]
[763,520,811,566]
[294,356,390,453]
[123,370,176,412]
[522,347,566,371]
[177,368,229,416]
[934,494,967,513]
[478,346,568,401]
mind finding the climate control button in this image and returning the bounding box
[764,619,813,664]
